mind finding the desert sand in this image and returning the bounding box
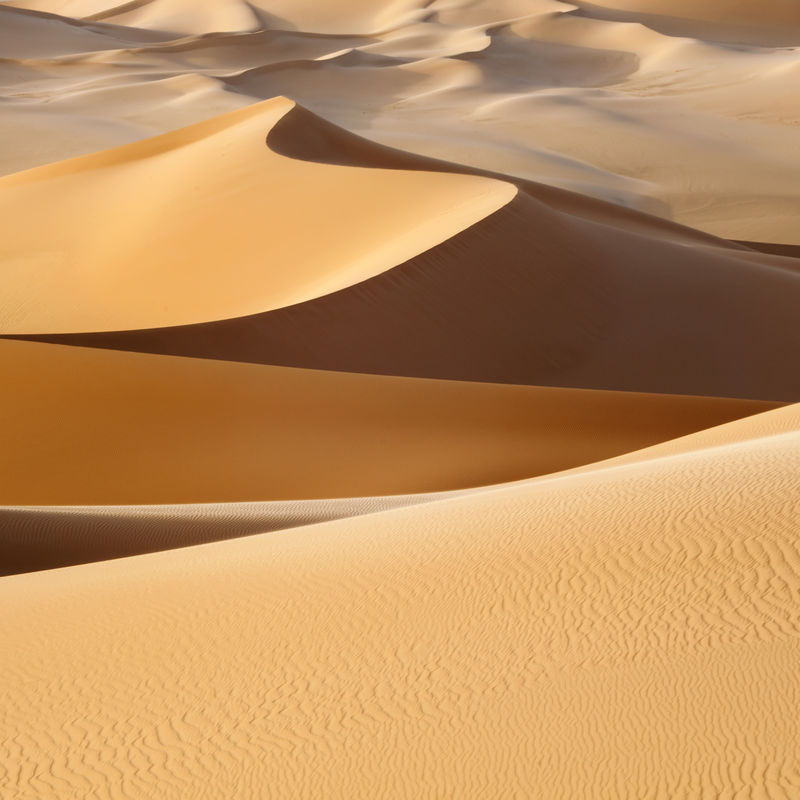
[1,0,799,797]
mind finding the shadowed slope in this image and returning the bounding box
[737,241,800,260]
[0,492,461,577]
[16,104,800,400]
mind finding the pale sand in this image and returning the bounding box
[1,0,800,241]
[2,404,800,797]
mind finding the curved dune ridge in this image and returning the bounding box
[0,97,513,333]
[0,388,786,577]
[2,0,800,797]
[2,0,800,241]
[16,103,800,401]
[2,405,800,797]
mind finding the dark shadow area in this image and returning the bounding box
[736,240,800,259]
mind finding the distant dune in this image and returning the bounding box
[3,0,800,240]
[1,0,799,797]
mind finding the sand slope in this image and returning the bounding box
[0,493,461,577]
[577,0,800,44]
[0,97,512,333]
[21,104,800,401]
[1,338,774,506]
[4,0,432,34]
[2,404,799,798]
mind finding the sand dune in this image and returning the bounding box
[2,404,799,797]
[575,0,800,45]
[19,104,799,401]
[7,100,799,399]
[2,394,788,578]
[0,98,512,333]
[2,1,799,796]
[2,0,799,241]
[5,0,434,34]
[1,338,774,505]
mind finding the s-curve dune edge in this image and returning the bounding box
[2,0,800,797]
[2,405,800,798]
[0,97,513,333]
[10,104,800,400]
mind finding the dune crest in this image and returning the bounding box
[0,97,515,334]
[18,105,799,401]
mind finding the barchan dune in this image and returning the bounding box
[1,0,799,796]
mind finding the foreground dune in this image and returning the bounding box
[2,404,799,797]
[0,338,774,506]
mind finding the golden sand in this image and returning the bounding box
[1,1,799,796]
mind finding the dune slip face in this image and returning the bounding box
[1,0,800,798]
[10,114,800,400]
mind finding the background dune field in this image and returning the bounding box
[1,0,799,797]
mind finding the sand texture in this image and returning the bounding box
[1,0,799,797]
[3,406,800,798]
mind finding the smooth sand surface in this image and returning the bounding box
[0,338,775,505]
[2,404,800,797]
[2,1,799,796]
[0,97,512,333]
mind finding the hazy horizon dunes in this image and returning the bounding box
[2,1,800,797]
